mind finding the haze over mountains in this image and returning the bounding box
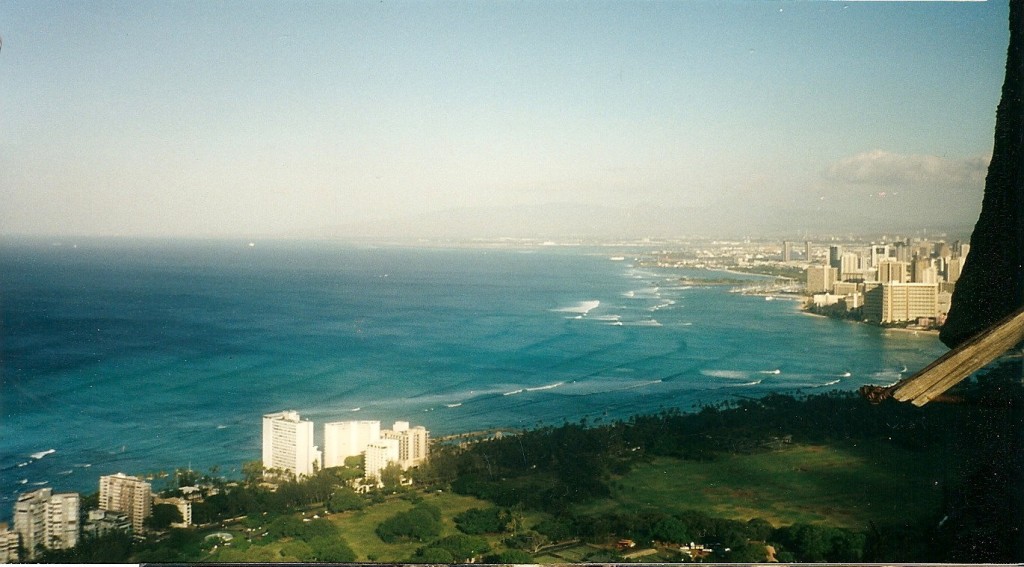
[310,200,979,241]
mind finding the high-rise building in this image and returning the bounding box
[893,241,911,263]
[828,245,843,269]
[782,241,793,263]
[840,252,862,282]
[262,411,321,478]
[0,524,19,564]
[804,241,812,262]
[363,439,400,482]
[13,488,79,558]
[381,421,429,469]
[946,256,965,284]
[324,420,381,468]
[877,260,908,283]
[805,265,837,294]
[869,244,890,268]
[863,282,939,324]
[99,473,152,534]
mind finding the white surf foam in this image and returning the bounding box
[626,319,662,327]
[503,388,524,396]
[525,381,564,392]
[722,379,763,387]
[553,300,601,315]
[701,369,751,380]
[30,449,55,460]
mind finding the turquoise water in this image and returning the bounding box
[0,239,945,519]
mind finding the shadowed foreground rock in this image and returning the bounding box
[941,0,1024,349]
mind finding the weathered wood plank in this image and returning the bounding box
[890,307,1024,406]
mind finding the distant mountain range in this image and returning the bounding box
[308,202,975,241]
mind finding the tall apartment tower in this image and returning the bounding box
[804,241,812,262]
[14,488,79,558]
[828,245,843,269]
[381,421,429,469]
[877,260,908,283]
[946,256,965,284]
[324,420,381,468]
[782,241,793,263]
[99,473,152,534]
[805,265,837,294]
[840,252,862,282]
[364,439,400,482]
[869,244,890,268]
[262,411,321,478]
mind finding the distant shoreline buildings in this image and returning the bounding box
[803,238,968,327]
[262,410,430,486]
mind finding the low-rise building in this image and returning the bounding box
[82,509,132,538]
[154,497,192,528]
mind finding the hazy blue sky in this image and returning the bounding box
[0,1,1011,239]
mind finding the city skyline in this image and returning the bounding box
[0,1,1009,239]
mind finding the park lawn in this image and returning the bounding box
[330,491,498,561]
[203,491,500,563]
[585,442,949,529]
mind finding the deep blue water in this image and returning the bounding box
[0,239,945,520]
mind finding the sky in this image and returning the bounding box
[0,0,1011,240]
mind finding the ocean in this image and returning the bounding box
[0,239,945,520]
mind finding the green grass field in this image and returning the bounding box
[203,491,503,563]
[332,491,494,561]
[586,442,949,529]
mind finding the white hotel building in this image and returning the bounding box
[262,411,321,478]
[364,439,401,482]
[324,420,381,468]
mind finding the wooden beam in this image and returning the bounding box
[879,307,1024,406]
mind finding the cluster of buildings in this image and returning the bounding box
[0,472,156,562]
[1,411,430,562]
[803,239,970,326]
[262,411,429,484]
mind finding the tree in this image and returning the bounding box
[483,549,534,564]
[309,536,357,562]
[455,507,508,535]
[242,460,264,486]
[651,516,689,544]
[376,503,443,542]
[145,503,184,530]
[175,468,199,488]
[280,540,315,562]
[327,487,365,513]
[380,462,404,492]
[417,534,491,563]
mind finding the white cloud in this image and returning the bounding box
[824,149,989,189]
